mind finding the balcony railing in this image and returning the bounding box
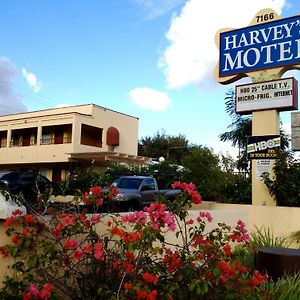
[40,136,72,145]
[10,139,37,147]
[0,141,7,148]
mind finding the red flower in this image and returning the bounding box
[22,227,35,236]
[82,244,92,254]
[111,226,132,242]
[39,283,54,299]
[125,231,142,244]
[247,270,268,287]
[12,209,23,216]
[223,244,231,257]
[95,197,104,207]
[124,282,133,290]
[125,251,135,261]
[90,186,102,195]
[23,283,54,300]
[147,290,158,300]
[137,289,147,299]
[12,234,21,245]
[143,272,159,284]
[83,192,92,205]
[4,216,15,227]
[163,250,182,272]
[24,214,35,224]
[171,181,202,204]
[122,262,134,273]
[52,223,65,238]
[22,291,31,300]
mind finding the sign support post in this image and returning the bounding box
[251,109,279,205]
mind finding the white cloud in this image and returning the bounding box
[129,87,172,111]
[159,0,286,89]
[54,103,72,108]
[132,0,185,19]
[22,68,42,92]
[0,57,27,115]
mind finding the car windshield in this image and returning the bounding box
[113,178,143,189]
[0,172,18,181]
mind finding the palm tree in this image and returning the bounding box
[219,89,252,172]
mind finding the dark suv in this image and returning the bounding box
[0,171,52,203]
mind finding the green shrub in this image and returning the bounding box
[262,273,300,299]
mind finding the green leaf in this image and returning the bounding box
[12,261,25,272]
[213,267,221,277]
[11,247,19,258]
[28,255,38,268]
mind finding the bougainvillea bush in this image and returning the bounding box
[0,182,270,300]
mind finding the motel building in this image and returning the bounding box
[0,104,149,183]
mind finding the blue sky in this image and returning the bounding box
[1,0,300,157]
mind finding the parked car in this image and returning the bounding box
[109,176,181,212]
[0,171,52,204]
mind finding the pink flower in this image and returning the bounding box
[28,283,39,296]
[144,203,176,232]
[163,212,176,231]
[73,248,84,261]
[64,239,78,249]
[60,214,76,226]
[94,242,104,260]
[39,283,54,299]
[230,220,250,242]
[122,211,147,225]
[197,211,213,223]
[90,214,101,223]
[185,219,194,225]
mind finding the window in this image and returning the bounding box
[41,133,51,145]
[41,124,72,145]
[143,179,156,191]
[0,131,7,148]
[81,124,103,147]
[10,128,37,147]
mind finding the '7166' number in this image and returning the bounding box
[256,13,274,23]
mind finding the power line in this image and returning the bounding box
[0,81,65,109]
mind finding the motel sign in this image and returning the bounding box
[215,8,300,206]
[219,13,300,77]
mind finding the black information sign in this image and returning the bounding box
[247,135,281,160]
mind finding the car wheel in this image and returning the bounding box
[127,205,136,212]
[126,201,139,212]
